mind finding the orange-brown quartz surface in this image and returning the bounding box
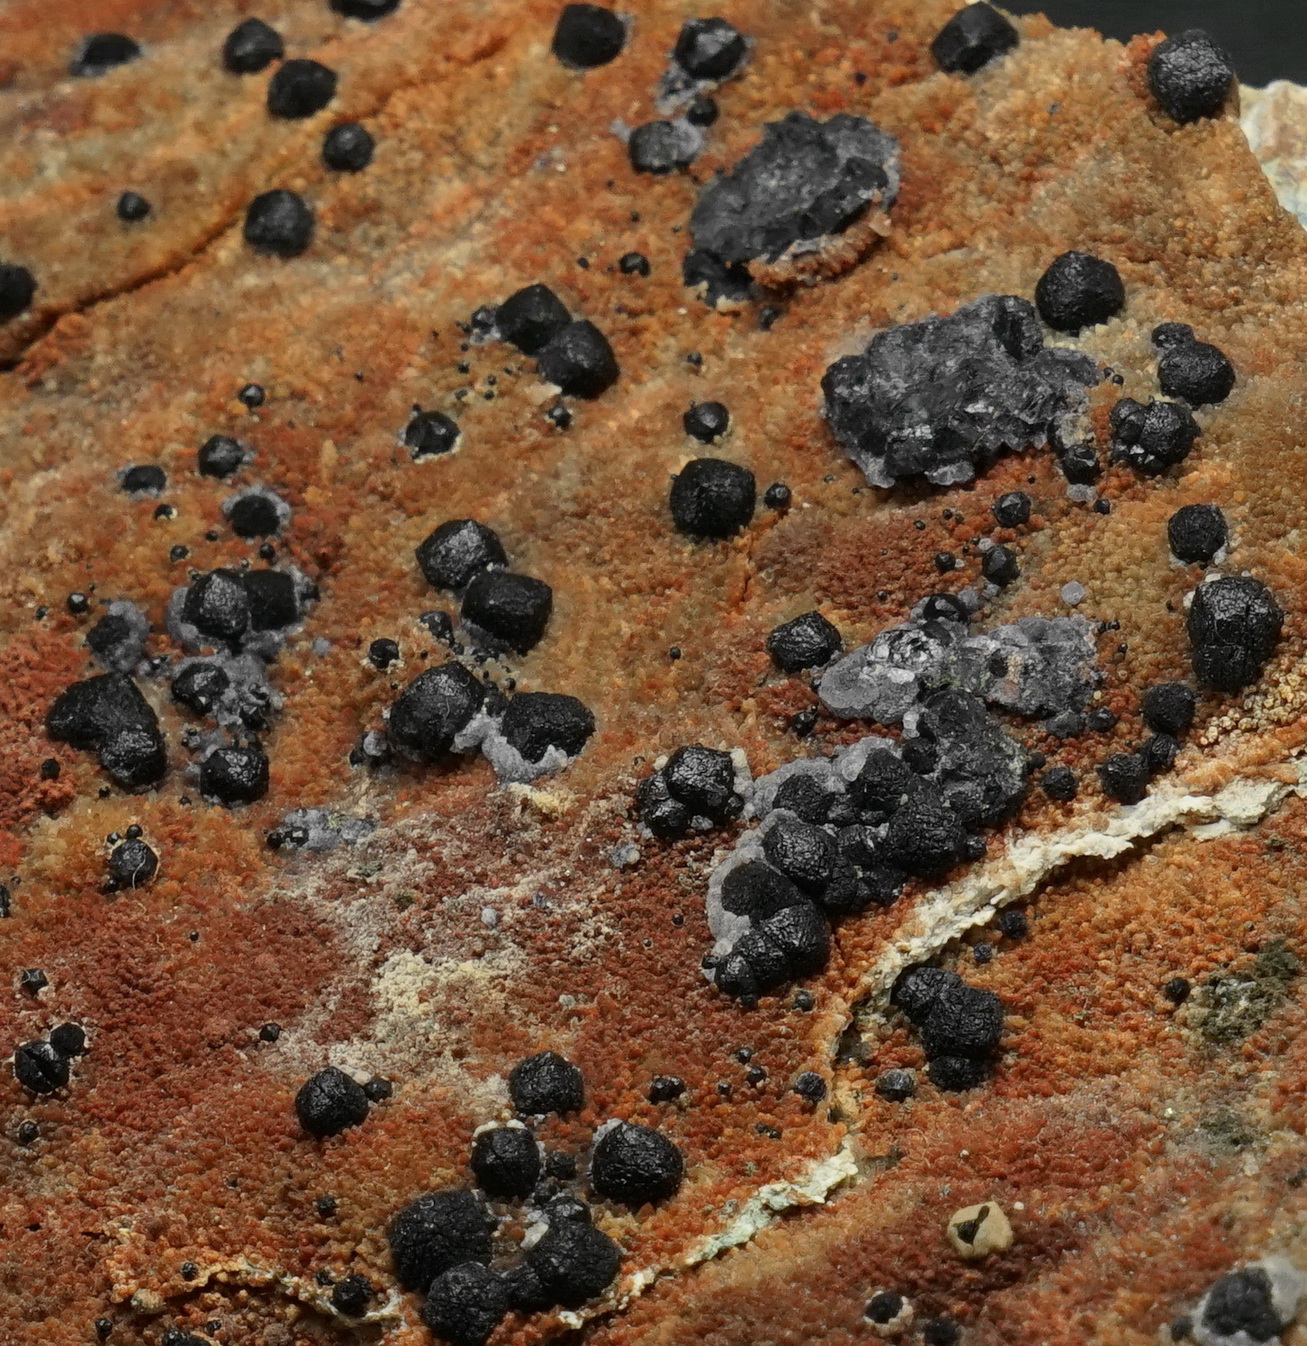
[3,2,1307,1344]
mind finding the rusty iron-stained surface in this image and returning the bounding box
[3,3,1307,1344]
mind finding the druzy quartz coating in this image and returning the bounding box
[7,3,1307,1342]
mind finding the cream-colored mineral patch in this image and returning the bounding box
[1243,82,1307,227]
[946,1202,1014,1260]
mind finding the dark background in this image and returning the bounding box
[1004,0,1304,85]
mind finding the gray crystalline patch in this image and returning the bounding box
[830,735,899,785]
[821,294,1099,489]
[615,116,704,170]
[479,725,573,784]
[87,599,149,672]
[949,616,1101,717]
[359,730,389,762]
[1044,710,1085,739]
[729,747,754,806]
[1193,1256,1306,1346]
[272,808,377,852]
[609,842,641,869]
[451,704,605,785]
[818,622,963,724]
[821,615,1101,725]
[174,652,284,732]
[689,111,900,266]
[450,707,497,756]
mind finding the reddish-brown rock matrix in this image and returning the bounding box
[2,3,1307,1345]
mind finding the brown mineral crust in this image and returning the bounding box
[3,0,1307,1343]
[593,797,1307,1346]
[0,0,529,362]
[0,631,80,847]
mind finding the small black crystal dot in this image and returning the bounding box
[0,264,36,323]
[793,1071,827,1102]
[368,638,400,670]
[267,59,337,119]
[228,493,281,538]
[116,191,150,223]
[223,18,283,74]
[295,1066,369,1138]
[121,464,166,494]
[552,4,627,69]
[931,3,1018,75]
[1141,682,1197,737]
[1098,752,1149,805]
[590,1120,684,1205]
[323,121,375,172]
[1041,765,1078,802]
[669,458,755,539]
[648,1075,686,1103]
[686,94,719,126]
[362,1075,393,1102]
[1168,504,1228,565]
[981,544,1020,586]
[470,1124,542,1199]
[1164,976,1191,1004]
[330,1274,372,1316]
[14,1040,69,1094]
[508,1050,584,1115]
[536,320,619,398]
[71,33,141,78]
[1147,29,1235,124]
[674,17,746,80]
[200,742,270,806]
[684,401,730,443]
[1035,250,1125,333]
[997,909,1029,939]
[992,491,1032,528]
[244,190,314,258]
[404,408,461,458]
